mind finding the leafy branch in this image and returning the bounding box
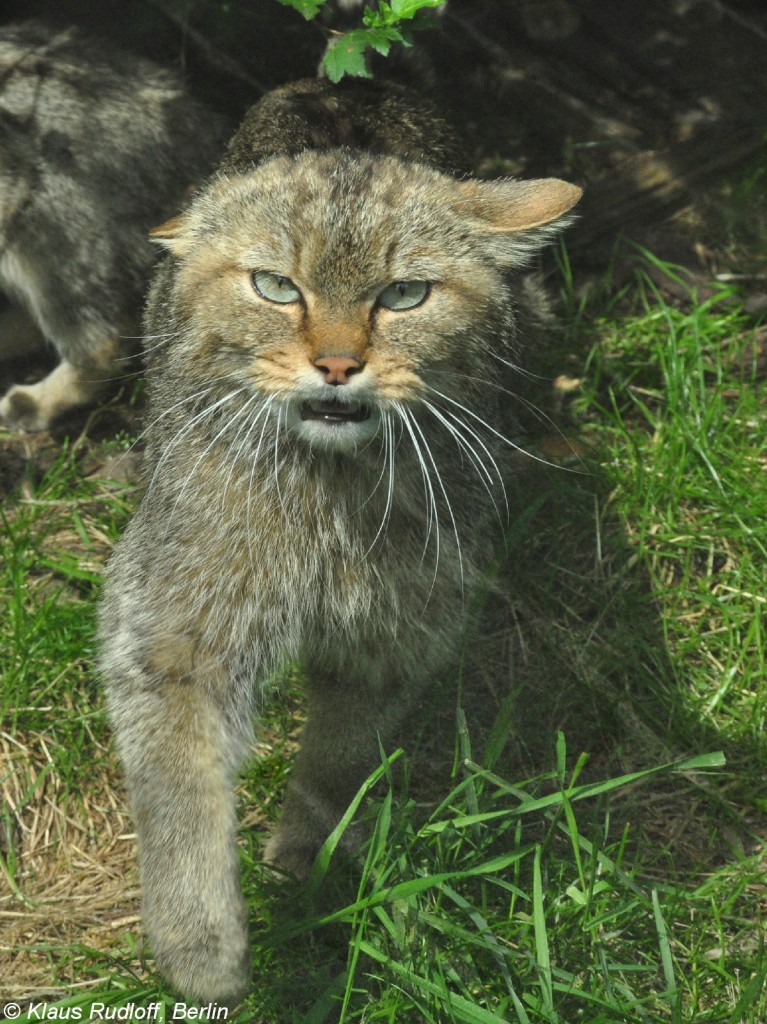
[274,0,444,81]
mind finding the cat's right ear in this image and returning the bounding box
[455,178,582,232]
[149,215,191,255]
[454,177,583,266]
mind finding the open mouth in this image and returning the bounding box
[299,399,371,425]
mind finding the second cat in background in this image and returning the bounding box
[0,21,227,431]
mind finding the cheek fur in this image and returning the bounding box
[172,266,299,365]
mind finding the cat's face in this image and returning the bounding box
[153,151,580,453]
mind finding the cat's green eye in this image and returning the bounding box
[252,270,302,304]
[377,280,430,311]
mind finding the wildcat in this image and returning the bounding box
[0,21,227,431]
[99,76,581,1006]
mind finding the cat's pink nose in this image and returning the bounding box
[313,354,364,386]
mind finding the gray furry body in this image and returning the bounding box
[99,78,581,1005]
[0,21,226,430]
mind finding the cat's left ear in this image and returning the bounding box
[149,215,191,256]
[454,177,582,264]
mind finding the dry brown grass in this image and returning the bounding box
[0,715,295,1002]
[0,731,143,1000]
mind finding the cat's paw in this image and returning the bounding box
[262,830,318,882]
[150,916,251,1008]
[0,359,109,432]
[263,814,362,881]
[0,383,52,431]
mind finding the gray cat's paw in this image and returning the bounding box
[263,811,362,881]
[262,830,318,882]
[151,923,251,1008]
[0,360,106,432]
[0,384,52,431]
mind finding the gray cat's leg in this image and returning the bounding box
[264,671,409,879]
[107,667,251,1006]
[0,358,110,431]
[0,301,45,360]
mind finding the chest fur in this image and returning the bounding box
[132,439,478,670]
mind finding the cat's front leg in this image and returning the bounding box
[0,358,111,431]
[263,664,413,879]
[106,664,252,1006]
[0,328,132,432]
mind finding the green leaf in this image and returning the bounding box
[365,1,393,25]
[308,749,402,889]
[323,31,373,82]
[390,0,444,19]
[364,25,405,56]
[309,849,534,931]
[38,554,101,585]
[462,750,727,816]
[273,0,327,20]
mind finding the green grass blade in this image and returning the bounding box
[533,844,555,1018]
[651,888,680,1022]
[358,939,511,1023]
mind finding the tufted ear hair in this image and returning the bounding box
[453,177,583,265]
[149,214,191,255]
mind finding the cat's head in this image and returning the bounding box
[150,149,580,453]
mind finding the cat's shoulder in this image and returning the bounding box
[220,77,470,177]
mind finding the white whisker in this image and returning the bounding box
[221,394,273,504]
[122,385,217,458]
[490,351,554,383]
[352,416,393,515]
[426,385,580,473]
[422,399,509,527]
[160,387,253,539]
[393,401,438,569]
[358,409,396,563]
[246,395,278,572]
[394,405,442,605]
[402,406,464,595]
[114,330,185,362]
[145,386,247,497]
[272,404,290,521]
[429,365,581,446]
